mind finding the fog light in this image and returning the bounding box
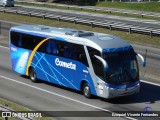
[109,87,116,90]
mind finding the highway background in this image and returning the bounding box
[0,2,160,120]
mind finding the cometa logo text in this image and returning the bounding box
[55,58,76,70]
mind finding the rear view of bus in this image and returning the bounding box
[0,0,14,7]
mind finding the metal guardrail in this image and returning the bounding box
[15,0,160,19]
[0,6,160,38]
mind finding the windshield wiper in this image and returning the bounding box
[108,73,115,78]
[107,72,122,84]
[124,69,135,82]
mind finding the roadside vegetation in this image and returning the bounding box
[16,1,160,21]
[97,2,160,12]
[0,98,29,120]
[0,98,54,120]
[0,12,160,46]
[34,0,160,12]
[35,0,97,5]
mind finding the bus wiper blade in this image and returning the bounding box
[125,70,134,82]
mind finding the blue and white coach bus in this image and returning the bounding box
[10,25,146,98]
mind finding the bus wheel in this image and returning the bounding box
[83,83,92,98]
[29,68,38,83]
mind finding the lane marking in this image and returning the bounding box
[135,50,160,57]
[141,80,160,87]
[0,75,136,120]
[0,45,9,49]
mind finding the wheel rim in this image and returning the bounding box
[84,86,90,96]
[30,69,36,80]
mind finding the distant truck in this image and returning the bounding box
[0,0,14,7]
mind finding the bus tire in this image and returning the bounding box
[29,68,38,83]
[82,83,92,98]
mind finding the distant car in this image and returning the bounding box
[0,0,14,7]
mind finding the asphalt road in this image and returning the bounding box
[132,44,160,82]
[0,44,160,120]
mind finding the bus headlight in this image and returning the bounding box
[109,87,116,90]
[98,85,104,89]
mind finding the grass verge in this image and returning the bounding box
[16,2,160,21]
[0,12,160,46]
[0,98,54,120]
[96,2,160,12]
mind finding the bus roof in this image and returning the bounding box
[10,25,132,52]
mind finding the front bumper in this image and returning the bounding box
[96,82,140,99]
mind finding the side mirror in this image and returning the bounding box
[137,49,147,67]
[94,55,109,72]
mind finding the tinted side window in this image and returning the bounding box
[21,33,33,50]
[87,46,101,64]
[72,44,88,67]
[11,31,20,47]
[38,39,58,55]
[93,58,105,80]
[87,47,104,80]
[10,31,44,50]
[38,40,74,58]
[56,41,68,57]
[38,39,88,66]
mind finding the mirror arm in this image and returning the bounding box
[94,55,106,67]
[137,53,144,62]
[137,53,146,67]
[94,55,108,80]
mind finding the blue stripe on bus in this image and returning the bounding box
[103,45,133,53]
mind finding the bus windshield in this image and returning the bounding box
[103,51,139,84]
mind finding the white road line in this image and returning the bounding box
[0,45,9,49]
[0,75,137,120]
[135,50,160,57]
[141,80,160,87]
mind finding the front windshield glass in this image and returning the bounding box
[103,51,139,84]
